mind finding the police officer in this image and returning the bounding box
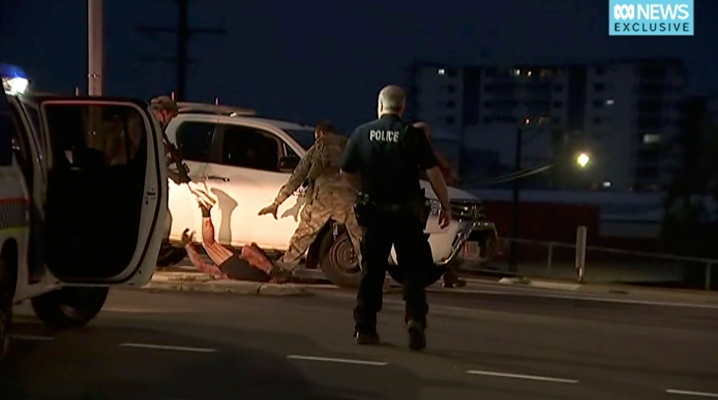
[340,85,452,351]
[258,121,362,282]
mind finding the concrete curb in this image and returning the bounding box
[142,272,311,297]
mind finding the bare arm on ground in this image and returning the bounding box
[184,243,229,279]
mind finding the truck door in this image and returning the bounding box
[35,97,167,285]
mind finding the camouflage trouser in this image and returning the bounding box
[280,192,362,269]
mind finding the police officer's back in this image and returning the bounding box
[340,84,452,351]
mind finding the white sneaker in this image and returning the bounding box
[188,184,217,207]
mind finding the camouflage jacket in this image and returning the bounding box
[274,132,353,205]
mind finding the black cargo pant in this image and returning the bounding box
[354,206,431,333]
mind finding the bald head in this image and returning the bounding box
[377,85,407,117]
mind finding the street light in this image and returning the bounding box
[576,152,590,168]
[508,118,590,272]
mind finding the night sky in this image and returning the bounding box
[1,0,716,131]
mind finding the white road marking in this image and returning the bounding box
[466,369,578,384]
[120,343,216,353]
[667,389,718,398]
[10,334,54,341]
[287,355,388,366]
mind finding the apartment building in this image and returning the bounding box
[407,58,687,191]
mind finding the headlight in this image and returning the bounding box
[449,200,484,220]
[2,77,28,95]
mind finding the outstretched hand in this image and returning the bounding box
[258,203,279,219]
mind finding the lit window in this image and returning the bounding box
[527,70,533,77]
[438,68,446,75]
[512,69,521,76]
[524,118,531,124]
[606,99,614,105]
[538,116,549,124]
[643,133,661,144]
[603,181,612,188]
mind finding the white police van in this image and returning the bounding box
[0,64,167,360]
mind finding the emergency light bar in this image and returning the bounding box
[0,63,29,95]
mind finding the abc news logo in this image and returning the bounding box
[609,2,692,35]
[614,4,635,19]
[612,3,689,20]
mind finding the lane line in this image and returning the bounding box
[10,334,54,341]
[667,389,718,398]
[287,355,388,366]
[466,369,578,384]
[120,343,216,353]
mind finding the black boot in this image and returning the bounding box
[442,268,466,288]
[354,330,381,345]
[269,266,293,284]
[407,320,426,351]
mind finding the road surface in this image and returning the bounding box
[1,285,717,400]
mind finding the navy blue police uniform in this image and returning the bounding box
[340,113,438,348]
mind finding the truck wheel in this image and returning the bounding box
[157,242,187,267]
[30,287,109,329]
[318,230,362,288]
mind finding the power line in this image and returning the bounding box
[136,0,227,101]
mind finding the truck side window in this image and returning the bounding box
[220,125,280,172]
[43,105,146,168]
[175,121,216,162]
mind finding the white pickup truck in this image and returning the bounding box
[160,102,498,287]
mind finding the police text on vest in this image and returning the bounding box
[369,130,400,142]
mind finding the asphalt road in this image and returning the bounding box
[1,285,718,400]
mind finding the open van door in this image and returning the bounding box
[35,97,167,285]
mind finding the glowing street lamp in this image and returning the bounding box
[576,152,590,168]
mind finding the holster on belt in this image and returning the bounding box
[354,189,430,228]
[354,192,372,227]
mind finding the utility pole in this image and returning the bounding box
[136,0,226,101]
[509,126,523,273]
[88,0,104,95]
[176,0,189,101]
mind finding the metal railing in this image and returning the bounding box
[495,227,718,290]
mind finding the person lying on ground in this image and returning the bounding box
[182,194,282,282]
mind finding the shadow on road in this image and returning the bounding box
[0,320,404,400]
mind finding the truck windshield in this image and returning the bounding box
[284,129,315,150]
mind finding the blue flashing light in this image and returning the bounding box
[0,63,28,80]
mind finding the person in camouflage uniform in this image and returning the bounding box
[258,121,362,280]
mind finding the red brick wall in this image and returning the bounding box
[483,200,661,262]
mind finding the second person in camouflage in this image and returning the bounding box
[258,121,362,281]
